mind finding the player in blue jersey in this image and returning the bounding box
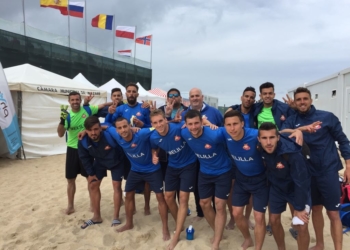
[222,110,268,250]
[182,110,232,250]
[258,122,311,250]
[106,117,170,241]
[78,116,124,229]
[149,109,197,250]
[105,82,152,215]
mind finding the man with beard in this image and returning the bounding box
[105,82,152,215]
[78,116,124,229]
[282,87,350,250]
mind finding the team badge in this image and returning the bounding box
[136,112,142,116]
[314,124,321,130]
[105,145,111,150]
[280,115,286,121]
[243,144,250,150]
[276,162,285,169]
[82,114,86,118]
[175,136,181,141]
[204,144,211,149]
[131,143,137,148]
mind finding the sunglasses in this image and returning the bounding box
[168,94,180,98]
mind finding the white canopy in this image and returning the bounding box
[136,82,166,106]
[73,73,97,89]
[99,78,126,101]
[1,64,107,159]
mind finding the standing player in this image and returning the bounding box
[57,91,107,215]
[222,110,268,250]
[282,87,350,250]
[182,110,232,250]
[150,109,197,250]
[258,122,311,250]
[107,117,170,241]
[78,116,124,228]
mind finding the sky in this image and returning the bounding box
[1,0,350,106]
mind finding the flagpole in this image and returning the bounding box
[84,0,87,52]
[68,3,71,48]
[22,0,26,36]
[134,26,137,66]
[112,15,115,59]
[150,35,153,69]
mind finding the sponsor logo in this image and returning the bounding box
[175,135,181,141]
[204,144,212,149]
[243,144,250,150]
[82,114,86,118]
[227,138,232,141]
[280,115,286,121]
[226,193,230,197]
[189,186,193,190]
[188,138,192,140]
[125,109,129,112]
[195,153,217,159]
[315,124,321,130]
[168,142,186,155]
[276,162,285,169]
[120,176,124,179]
[295,124,300,127]
[232,155,253,162]
[159,139,162,142]
[127,152,145,158]
[88,145,92,148]
[336,203,340,208]
[136,112,142,116]
[104,145,111,150]
[160,187,164,190]
[131,143,137,148]
[263,206,267,210]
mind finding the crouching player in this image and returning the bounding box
[258,122,311,250]
[78,116,124,229]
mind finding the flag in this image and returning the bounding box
[116,26,135,39]
[0,62,22,154]
[117,50,132,57]
[40,0,68,15]
[135,35,152,46]
[91,14,114,30]
[67,1,84,18]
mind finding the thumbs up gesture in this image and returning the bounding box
[152,150,159,165]
[60,105,69,125]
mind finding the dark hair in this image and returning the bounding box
[243,86,256,95]
[294,87,311,98]
[68,91,81,100]
[111,88,122,95]
[185,109,202,122]
[115,117,128,124]
[84,116,100,130]
[125,82,138,91]
[258,122,278,136]
[167,88,181,97]
[150,109,165,119]
[224,110,244,123]
[259,82,274,93]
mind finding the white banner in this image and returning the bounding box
[0,62,22,154]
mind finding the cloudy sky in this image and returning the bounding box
[1,0,350,105]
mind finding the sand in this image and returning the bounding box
[0,154,349,250]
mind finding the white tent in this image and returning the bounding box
[99,78,126,102]
[1,64,107,159]
[136,82,166,106]
[73,73,97,89]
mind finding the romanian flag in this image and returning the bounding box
[91,14,114,30]
[135,35,152,46]
[40,0,68,14]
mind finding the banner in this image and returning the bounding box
[0,62,22,154]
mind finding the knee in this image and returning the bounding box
[214,201,226,213]
[270,215,281,225]
[164,193,174,203]
[296,224,309,234]
[232,208,243,219]
[67,178,76,184]
[113,182,122,192]
[327,210,341,221]
[200,199,211,208]
[254,213,265,225]
[156,193,166,203]
[89,183,100,191]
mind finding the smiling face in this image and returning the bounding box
[260,87,275,106]
[68,94,81,112]
[189,88,203,110]
[294,92,312,113]
[116,119,132,140]
[185,116,203,138]
[167,90,182,107]
[258,129,279,154]
[151,114,169,136]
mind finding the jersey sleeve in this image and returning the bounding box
[78,139,95,176]
[90,105,99,115]
[150,134,159,149]
[215,110,224,127]
[329,113,350,160]
[281,116,294,130]
[138,127,155,140]
[106,126,119,142]
[142,108,152,128]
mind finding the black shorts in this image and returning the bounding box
[165,161,197,192]
[95,162,124,182]
[65,147,88,179]
[125,168,164,193]
[123,155,131,180]
[198,170,232,200]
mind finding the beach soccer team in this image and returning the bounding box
[57,82,350,250]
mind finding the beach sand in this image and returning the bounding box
[0,154,349,250]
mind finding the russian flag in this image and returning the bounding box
[116,26,135,39]
[68,1,84,18]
